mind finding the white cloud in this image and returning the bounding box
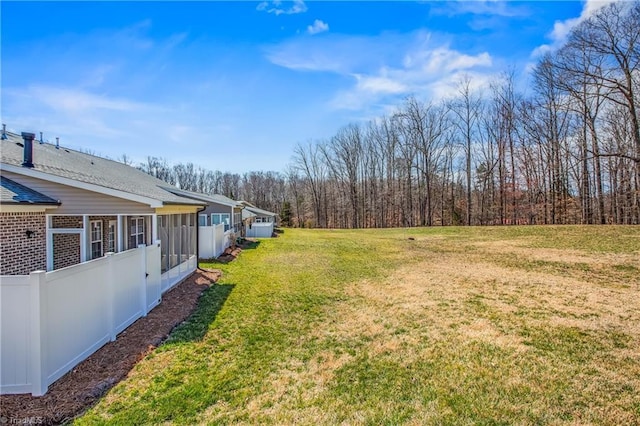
[531,0,619,57]
[330,46,493,110]
[265,34,392,73]
[25,86,147,113]
[404,47,492,74]
[257,0,307,16]
[431,0,531,18]
[355,74,407,95]
[427,71,493,101]
[267,31,495,111]
[267,31,494,114]
[307,19,329,35]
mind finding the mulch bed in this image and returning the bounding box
[0,267,224,425]
[215,245,243,263]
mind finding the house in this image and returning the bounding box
[0,131,204,284]
[197,193,244,236]
[240,201,278,238]
[0,129,207,395]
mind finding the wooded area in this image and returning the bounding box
[140,3,639,228]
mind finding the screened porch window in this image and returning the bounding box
[157,213,197,274]
[233,211,242,232]
[158,215,169,274]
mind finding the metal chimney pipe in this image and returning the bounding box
[21,132,35,168]
[1,124,6,140]
[56,137,59,149]
[39,132,44,143]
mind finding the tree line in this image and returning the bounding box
[138,2,639,228]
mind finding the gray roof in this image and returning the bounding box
[164,187,243,208]
[0,175,60,205]
[1,131,203,207]
[242,209,257,220]
[210,193,243,207]
[244,205,277,217]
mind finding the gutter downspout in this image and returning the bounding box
[196,204,207,267]
[239,206,246,238]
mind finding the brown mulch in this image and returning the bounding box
[0,268,223,425]
[215,245,243,263]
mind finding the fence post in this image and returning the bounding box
[29,270,47,396]
[214,225,219,257]
[106,252,116,341]
[138,244,148,316]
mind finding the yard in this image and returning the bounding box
[77,226,640,425]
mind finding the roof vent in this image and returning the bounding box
[1,124,7,140]
[39,132,44,144]
[56,137,60,149]
[21,132,35,168]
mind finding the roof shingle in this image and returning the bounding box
[0,175,60,205]
[1,132,203,207]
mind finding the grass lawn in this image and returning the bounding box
[77,226,640,425]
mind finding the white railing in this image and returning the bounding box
[198,223,226,259]
[0,241,167,396]
[160,254,197,294]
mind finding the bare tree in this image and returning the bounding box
[449,75,484,225]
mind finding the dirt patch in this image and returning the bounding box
[0,268,222,425]
[323,245,640,364]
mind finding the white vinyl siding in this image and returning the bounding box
[1,171,154,215]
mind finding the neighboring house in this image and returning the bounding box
[240,201,278,238]
[162,187,246,258]
[0,131,204,286]
[192,192,244,236]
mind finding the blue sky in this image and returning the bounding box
[1,1,602,173]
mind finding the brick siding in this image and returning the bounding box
[51,215,83,229]
[52,233,80,270]
[50,216,83,269]
[1,213,146,274]
[0,212,47,275]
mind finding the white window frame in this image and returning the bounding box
[107,220,117,253]
[198,214,208,227]
[130,216,145,248]
[90,220,103,259]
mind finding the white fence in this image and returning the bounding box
[246,222,274,238]
[0,242,164,396]
[198,224,227,259]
